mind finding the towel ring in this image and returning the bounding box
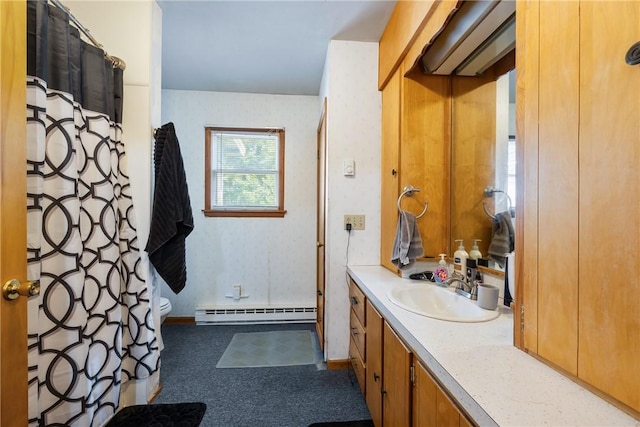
[482,186,513,220]
[397,185,428,219]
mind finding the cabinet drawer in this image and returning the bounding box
[350,309,366,360]
[349,279,366,325]
[349,336,366,395]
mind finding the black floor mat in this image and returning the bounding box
[309,421,374,427]
[106,402,206,427]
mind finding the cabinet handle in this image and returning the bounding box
[351,328,358,335]
[373,373,380,382]
[350,296,358,306]
[626,41,640,65]
[391,169,397,176]
[317,290,323,296]
[381,389,387,396]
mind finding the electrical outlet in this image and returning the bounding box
[344,214,365,230]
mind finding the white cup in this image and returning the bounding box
[477,284,499,310]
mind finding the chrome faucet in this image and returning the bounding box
[445,273,478,300]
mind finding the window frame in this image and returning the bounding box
[204,126,286,218]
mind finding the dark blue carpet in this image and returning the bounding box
[154,323,371,426]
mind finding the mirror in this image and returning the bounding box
[449,58,516,272]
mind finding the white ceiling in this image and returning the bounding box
[157,0,397,95]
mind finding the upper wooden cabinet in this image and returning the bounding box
[518,0,640,416]
[380,65,451,271]
[380,67,402,272]
[378,1,460,89]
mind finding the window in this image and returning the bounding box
[204,127,286,217]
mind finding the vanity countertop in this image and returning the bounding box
[347,265,638,426]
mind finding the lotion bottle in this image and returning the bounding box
[453,240,469,277]
[434,253,449,284]
[469,239,482,260]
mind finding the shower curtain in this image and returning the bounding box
[25,1,159,426]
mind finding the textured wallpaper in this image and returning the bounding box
[160,90,319,316]
[321,41,382,360]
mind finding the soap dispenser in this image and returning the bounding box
[469,239,482,260]
[434,253,449,284]
[453,240,469,276]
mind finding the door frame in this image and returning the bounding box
[315,98,327,351]
[0,1,29,425]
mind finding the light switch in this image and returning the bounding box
[343,159,355,176]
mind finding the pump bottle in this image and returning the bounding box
[453,240,469,277]
[469,239,482,260]
[433,253,449,284]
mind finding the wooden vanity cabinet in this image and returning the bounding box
[348,278,366,395]
[350,277,473,426]
[413,361,473,427]
[366,301,383,427]
[382,323,412,427]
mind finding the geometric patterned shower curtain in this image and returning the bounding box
[25,2,159,426]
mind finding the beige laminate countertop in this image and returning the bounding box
[347,265,639,427]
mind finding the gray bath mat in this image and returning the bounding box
[216,330,323,368]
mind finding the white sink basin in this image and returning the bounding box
[387,283,500,323]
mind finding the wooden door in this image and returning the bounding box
[383,322,411,427]
[577,0,640,413]
[0,1,28,425]
[315,98,327,350]
[365,301,383,427]
[380,67,401,271]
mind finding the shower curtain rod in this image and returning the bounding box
[49,0,126,70]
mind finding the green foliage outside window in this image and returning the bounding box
[210,130,281,209]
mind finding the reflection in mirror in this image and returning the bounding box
[450,65,516,273]
[485,69,516,272]
[493,69,517,218]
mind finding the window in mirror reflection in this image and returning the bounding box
[494,69,516,216]
[507,69,516,212]
[507,135,516,211]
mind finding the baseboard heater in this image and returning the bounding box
[195,306,316,325]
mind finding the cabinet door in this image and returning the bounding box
[383,323,412,427]
[413,361,472,427]
[577,0,640,413]
[435,385,462,427]
[536,0,580,376]
[521,0,640,414]
[413,361,436,427]
[366,301,383,427]
[380,66,401,271]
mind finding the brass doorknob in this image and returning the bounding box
[3,279,40,301]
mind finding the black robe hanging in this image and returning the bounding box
[146,122,194,294]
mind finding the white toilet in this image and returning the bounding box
[160,297,172,324]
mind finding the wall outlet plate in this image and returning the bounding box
[344,214,365,230]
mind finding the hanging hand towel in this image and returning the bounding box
[145,122,194,294]
[487,211,514,268]
[391,210,424,269]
